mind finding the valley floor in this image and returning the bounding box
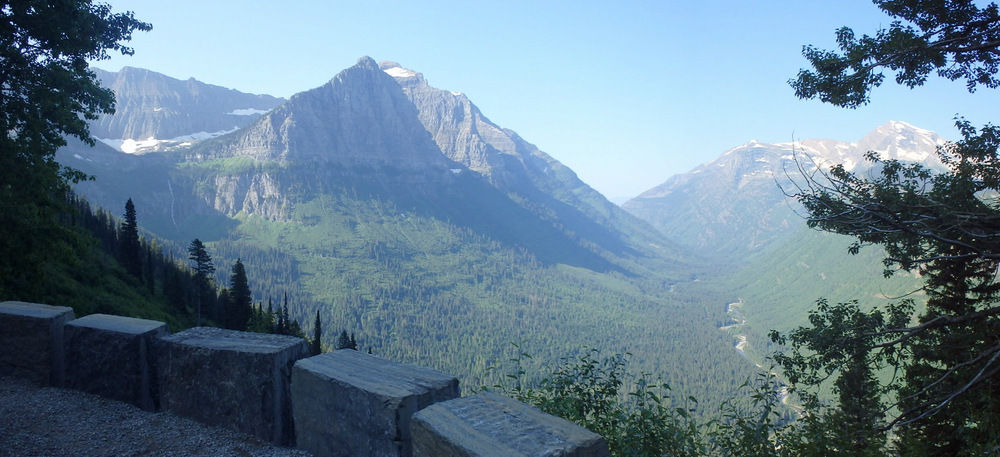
[0,375,311,457]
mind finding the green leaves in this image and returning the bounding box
[0,1,149,299]
[487,347,705,457]
[790,0,1000,108]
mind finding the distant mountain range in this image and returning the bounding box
[56,57,944,401]
[622,121,946,259]
[60,58,748,401]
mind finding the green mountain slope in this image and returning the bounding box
[59,60,757,408]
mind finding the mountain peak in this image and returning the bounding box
[857,120,945,163]
[216,56,453,168]
[355,56,378,69]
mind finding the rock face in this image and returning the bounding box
[63,314,168,411]
[410,393,611,457]
[381,60,675,263]
[291,350,460,457]
[205,57,454,170]
[0,301,75,385]
[90,67,285,152]
[158,327,310,446]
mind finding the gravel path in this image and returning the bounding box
[0,375,312,457]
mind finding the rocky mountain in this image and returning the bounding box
[89,67,285,154]
[380,60,677,263]
[59,58,745,397]
[622,121,947,259]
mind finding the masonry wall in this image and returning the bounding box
[0,301,609,457]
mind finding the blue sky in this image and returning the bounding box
[94,1,1000,202]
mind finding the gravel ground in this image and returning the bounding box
[0,375,312,457]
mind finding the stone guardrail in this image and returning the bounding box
[0,301,610,456]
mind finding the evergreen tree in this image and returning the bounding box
[119,198,142,279]
[227,258,252,331]
[188,238,215,326]
[336,329,358,350]
[277,301,289,335]
[267,298,276,332]
[310,310,323,355]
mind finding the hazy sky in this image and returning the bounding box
[93,1,1000,203]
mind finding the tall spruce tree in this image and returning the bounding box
[227,258,252,331]
[310,310,323,355]
[0,1,150,299]
[119,198,141,279]
[187,239,215,326]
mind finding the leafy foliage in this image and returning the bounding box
[708,370,791,457]
[781,1,1000,454]
[791,0,1000,108]
[0,0,149,299]
[486,347,704,457]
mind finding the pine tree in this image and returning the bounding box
[310,310,323,355]
[227,259,252,331]
[784,1,1000,452]
[336,329,358,350]
[163,252,186,314]
[188,239,215,326]
[119,198,142,279]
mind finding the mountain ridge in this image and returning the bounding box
[90,67,285,154]
[622,120,947,259]
[56,58,941,407]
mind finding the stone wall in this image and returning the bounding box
[0,301,609,456]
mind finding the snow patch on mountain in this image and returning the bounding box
[383,66,419,79]
[98,127,239,154]
[228,108,270,116]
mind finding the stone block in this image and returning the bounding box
[63,314,168,411]
[158,327,309,446]
[0,301,75,385]
[292,350,460,457]
[411,393,611,457]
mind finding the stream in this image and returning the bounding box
[721,301,802,413]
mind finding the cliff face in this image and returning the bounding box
[381,60,679,261]
[203,57,453,170]
[90,67,285,153]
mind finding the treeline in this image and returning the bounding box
[52,194,352,354]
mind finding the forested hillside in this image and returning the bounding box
[56,59,759,409]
